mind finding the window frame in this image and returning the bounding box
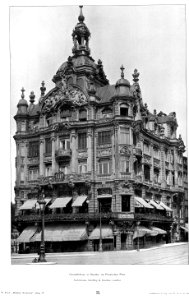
[78,132,87,149]
[98,131,111,146]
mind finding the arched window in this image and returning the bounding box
[79,109,87,121]
[120,104,128,116]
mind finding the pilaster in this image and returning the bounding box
[39,139,44,176]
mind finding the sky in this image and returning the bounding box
[10,5,187,192]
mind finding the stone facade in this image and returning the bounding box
[14,6,187,253]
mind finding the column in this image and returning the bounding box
[87,129,92,172]
[126,231,134,250]
[140,135,144,181]
[174,148,178,187]
[150,142,154,182]
[160,145,165,184]
[93,131,98,181]
[116,232,121,251]
[130,128,134,179]
[115,124,119,179]
[51,135,56,175]
[39,139,44,176]
[70,130,77,173]
[112,130,115,176]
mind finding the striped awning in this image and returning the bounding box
[89,225,113,240]
[149,200,164,210]
[97,194,112,199]
[180,224,188,232]
[133,226,158,239]
[19,199,38,210]
[150,226,167,235]
[134,197,153,209]
[72,195,88,207]
[17,226,38,243]
[49,197,72,209]
[159,202,173,212]
[31,225,88,242]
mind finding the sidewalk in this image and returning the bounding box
[11,242,188,259]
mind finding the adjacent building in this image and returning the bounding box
[14,6,187,253]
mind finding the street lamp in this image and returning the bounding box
[99,199,103,252]
[37,195,46,262]
[136,221,140,251]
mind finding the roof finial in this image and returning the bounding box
[78,5,85,23]
[120,65,125,79]
[21,87,25,99]
[40,81,46,97]
[132,69,140,83]
[29,91,35,104]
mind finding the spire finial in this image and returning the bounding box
[132,69,140,83]
[40,81,46,97]
[29,91,35,104]
[21,87,25,99]
[78,5,85,23]
[120,65,125,78]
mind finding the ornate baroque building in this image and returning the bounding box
[14,7,187,253]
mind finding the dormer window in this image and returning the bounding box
[79,109,87,121]
[120,104,128,116]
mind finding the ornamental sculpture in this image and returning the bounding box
[41,80,88,115]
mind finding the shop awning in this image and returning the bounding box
[133,226,158,239]
[19,199,38,210]
[89,225,113,240]
[180,224,188,232]
[31,225,88,242]
[17,226,38,243]
[49,197,72,209]
[72,195,88,207]
[159,202,173,212]
[97,194,112,199]
[149,200,164,210]
[150,226,167,235]
[134,197,153,209]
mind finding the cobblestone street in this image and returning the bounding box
[11,242,188,265]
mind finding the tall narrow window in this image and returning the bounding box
[78,160,87,174]
[28,167,39,181]
[45,138,52,155]
[120,127,130,144]
[121,195,130,212]
[20,166,24,181]
[78,133,87,149]
[45,165,52,177]
[98,160,111,175]
[79,109,87,121]
[60,139,70,150]
[98,131,111,145]
[120,158,130,173]
[28,141,39,157]
[120,106,128,116]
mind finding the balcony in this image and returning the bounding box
[55,148,72,162]
[135,213,173,222]
[15,212,135,223]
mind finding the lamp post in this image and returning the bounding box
[37,195,46,262]
[99,199,103,252]
[136,221,140,251]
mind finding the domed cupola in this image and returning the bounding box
[115,65,132,97]
[72,6,91,56]
[16,87,28,115]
